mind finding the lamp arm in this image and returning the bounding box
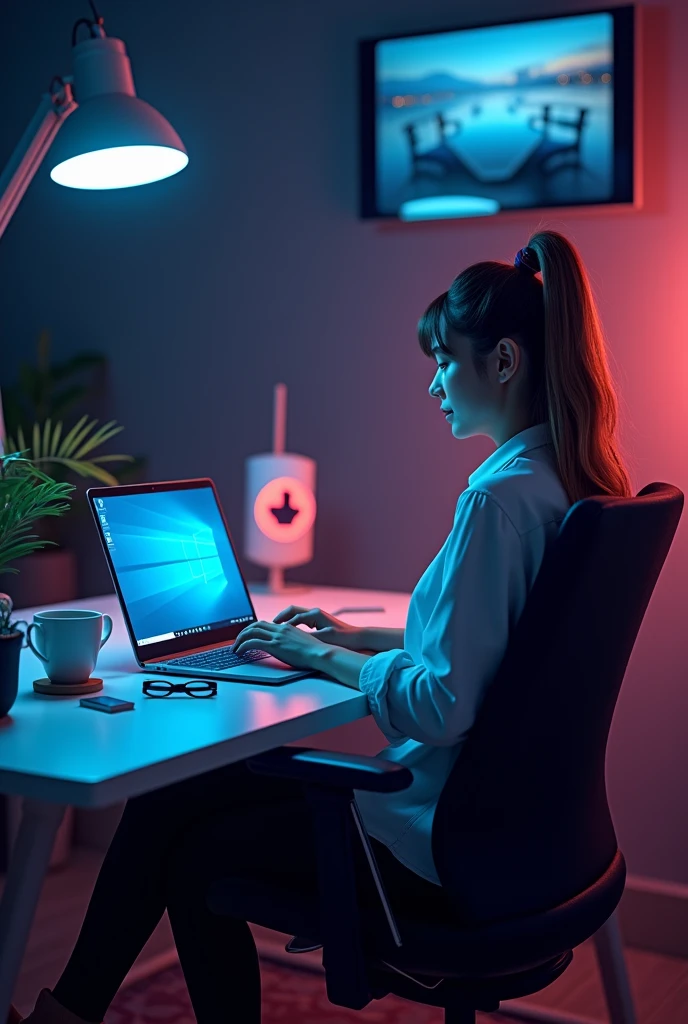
[0,78,77,451]
[0,80,77,242]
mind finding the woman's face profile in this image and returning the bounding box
[427,327,523,441]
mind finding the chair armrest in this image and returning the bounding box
[246,745,413,793]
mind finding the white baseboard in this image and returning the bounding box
[618,874,688,959]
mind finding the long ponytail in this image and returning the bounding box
[418,229,632,503]
[526,230,632,502]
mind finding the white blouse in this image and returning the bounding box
[355,422,572,884]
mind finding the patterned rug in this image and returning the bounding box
[106,956,493,1023]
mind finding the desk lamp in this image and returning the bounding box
[245,383,317,595]
[0,0,188,444]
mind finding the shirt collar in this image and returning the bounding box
[468,422,553,487]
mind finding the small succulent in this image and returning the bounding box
[0,593,26,638]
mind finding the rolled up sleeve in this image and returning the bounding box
[358,489,526,746]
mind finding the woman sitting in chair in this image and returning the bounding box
[12,229,632,1024]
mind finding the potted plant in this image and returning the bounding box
[2,329,139,605]
[0,595,26,719]
[0,451,74,717]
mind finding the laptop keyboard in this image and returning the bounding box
[166,647,271,671]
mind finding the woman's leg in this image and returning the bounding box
[157,801,442,1023]
[162,794,318,1024]
[50,760,304,1023]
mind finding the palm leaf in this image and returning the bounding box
[0,542,57,572]
[5,416,136,488]
[0,466,74,576]
[0,451,33,475]
[7,461,57,486]
[55,415,91,460]
[42,418,52,460]
[87,454,135,464]
[49,420,62,456]
[48,458,119,486]
[70,420,123,460]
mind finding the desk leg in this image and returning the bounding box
[0,799,66,1021]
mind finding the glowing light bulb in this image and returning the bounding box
[50,145,188,189]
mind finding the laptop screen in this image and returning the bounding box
[91,482,255,658]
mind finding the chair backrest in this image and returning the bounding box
[432,482,684,923]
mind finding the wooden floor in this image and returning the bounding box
[2,846,688,1022]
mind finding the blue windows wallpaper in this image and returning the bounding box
[94,487,253,644]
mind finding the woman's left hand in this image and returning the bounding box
[232,620,326,670]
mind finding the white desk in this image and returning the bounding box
[0,584,409,1018]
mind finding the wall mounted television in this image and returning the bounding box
[359,5,637,220]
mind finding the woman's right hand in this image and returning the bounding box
[272,606,366,651]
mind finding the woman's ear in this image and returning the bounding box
[495,337,520,382]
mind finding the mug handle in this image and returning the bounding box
[27,622,48,662]
[99,614,113,649]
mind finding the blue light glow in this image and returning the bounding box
[95,487,252,641]
[399,195,500,220]
[50,145,189,189]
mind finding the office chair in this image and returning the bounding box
[208,482,684,1024]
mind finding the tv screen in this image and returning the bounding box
[359,6,636,220]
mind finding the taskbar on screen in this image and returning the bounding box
[138,614,254,648]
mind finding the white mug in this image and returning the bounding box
[27,609,113,684]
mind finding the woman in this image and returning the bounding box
[12,230,631,1024]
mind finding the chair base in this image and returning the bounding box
[444,1009,477,1024]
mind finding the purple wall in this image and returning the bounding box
[0,0,686,885]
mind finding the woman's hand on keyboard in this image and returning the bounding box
[271,606,367,652]
[232,618,329,670]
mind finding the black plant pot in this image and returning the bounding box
[0,631,23,718]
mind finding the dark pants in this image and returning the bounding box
[51,757,439,1023]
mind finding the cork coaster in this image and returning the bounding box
[33,677,104,696]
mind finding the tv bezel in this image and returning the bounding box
[359,4,637,220]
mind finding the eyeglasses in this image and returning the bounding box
[142,679,217,698]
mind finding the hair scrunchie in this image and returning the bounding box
[514,246,540,274]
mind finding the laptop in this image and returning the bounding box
[87,478,316,685]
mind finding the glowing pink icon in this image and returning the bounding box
[253,476,317,544]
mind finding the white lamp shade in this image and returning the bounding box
[49,93,187,189]
[48,35,187,189]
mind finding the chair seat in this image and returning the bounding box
[207,876,576,1011]
[207,849,625,980]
